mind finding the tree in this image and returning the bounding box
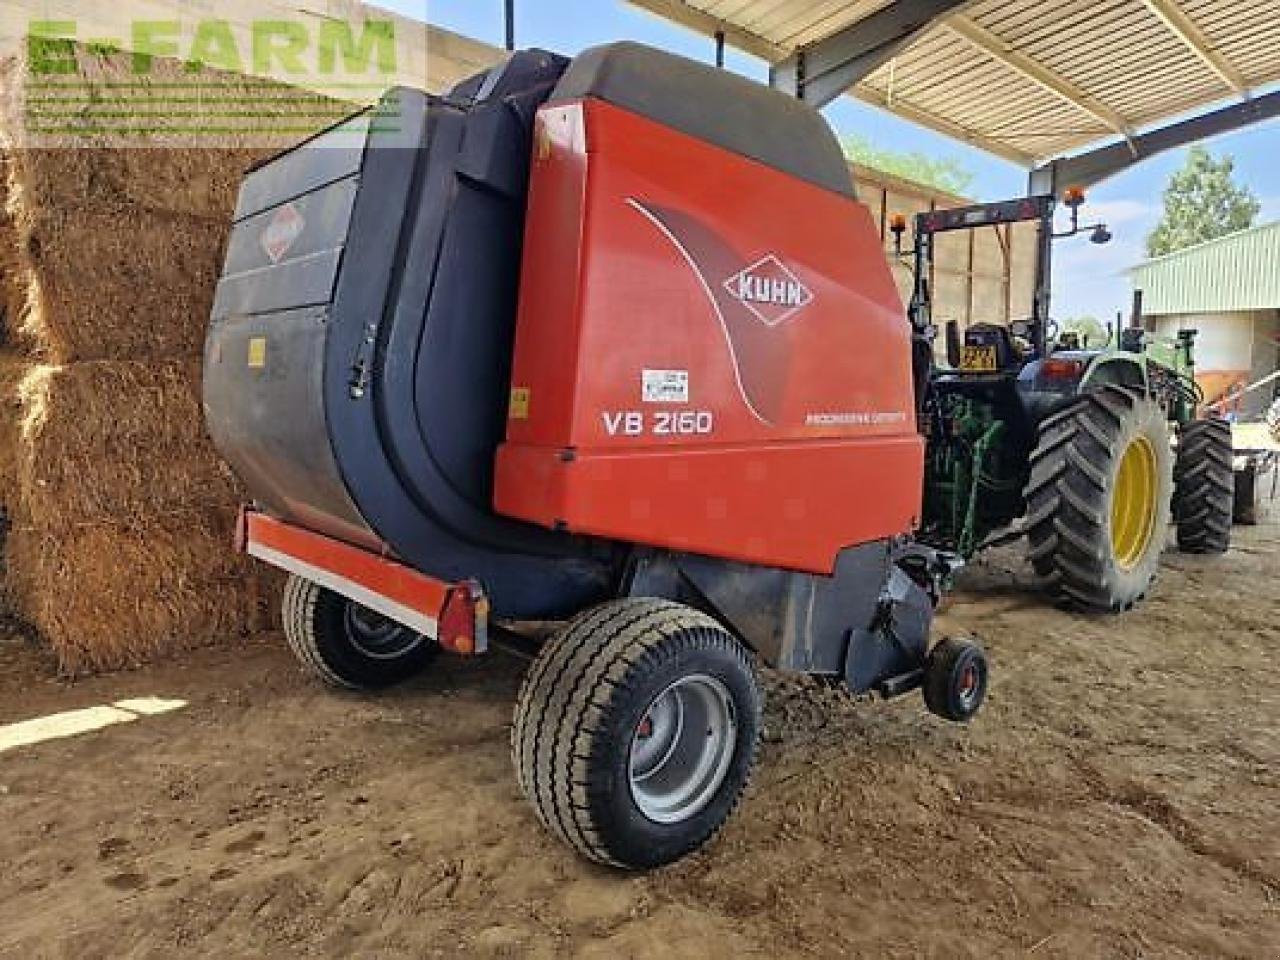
[842,134,975,196]
[1146,146,1260,257]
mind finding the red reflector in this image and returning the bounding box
[438,582,489,656]
[1042,358,1085,380]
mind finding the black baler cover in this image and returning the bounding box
[203,51,615,619]
[552,41,856,199]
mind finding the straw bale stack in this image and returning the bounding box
[0,44,347,670]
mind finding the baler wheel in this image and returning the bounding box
[281,574,436,690]
[1173,418,1234,553]
[1023,386,1173,613]
[511,598,762,870]
[923,638,988,722]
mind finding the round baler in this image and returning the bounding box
[204,42,985,869]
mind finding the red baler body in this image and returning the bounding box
[495,99,923,574]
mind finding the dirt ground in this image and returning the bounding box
[1,523,1276,960]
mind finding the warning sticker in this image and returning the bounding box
[261,203,305,263]
[509,387,531,420]
[642,369,689,404]
[247,336,267,369]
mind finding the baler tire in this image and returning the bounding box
[281,574,435,690]
[510,598,762,871]
[1174,418,1234,553]
[923,637,988,723]
[1023,385,1173,613]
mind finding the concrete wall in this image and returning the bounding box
[1152,309,1279,417]
[1248,310,1279,416]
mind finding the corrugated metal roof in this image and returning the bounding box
[1129,220,1280,314]
[627,0,1280,166]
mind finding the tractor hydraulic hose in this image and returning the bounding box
[960,420,1005,557]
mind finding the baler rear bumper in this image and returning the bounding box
[237,510,489,655]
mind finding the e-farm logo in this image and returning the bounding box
[19,16,403,142]
[27,19,397,78]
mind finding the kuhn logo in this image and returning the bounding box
[723,254,813,327]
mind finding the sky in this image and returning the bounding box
[411,0,1280,323]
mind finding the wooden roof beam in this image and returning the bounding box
[944,14,1134,142]
[1137,0,1249,96]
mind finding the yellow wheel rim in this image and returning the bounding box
[1110,436,1158,570]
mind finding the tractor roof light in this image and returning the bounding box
[1063,186,1087,208]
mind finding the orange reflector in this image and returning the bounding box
[1042,358,1086,380]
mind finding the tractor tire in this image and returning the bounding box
[511,598,762,871]
[1024,386,1173,613]
[281,574,436,690]
[1174,417,1234,553]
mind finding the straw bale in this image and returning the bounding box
[16,360,239,529]
[16,206,231,361]
[6,508,279,673]
[5,147,267,220]
[0,46,349,669]
[0,349,33,506]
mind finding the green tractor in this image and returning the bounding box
[897,191,1234,613]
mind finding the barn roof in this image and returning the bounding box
[627,0,1280,167]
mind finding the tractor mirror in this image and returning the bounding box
[1090,225,1112,245]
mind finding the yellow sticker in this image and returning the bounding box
[247,336,267,369]
[509,387,530,420]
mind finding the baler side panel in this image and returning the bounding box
[497,100,923,574]
[204,120,376,552]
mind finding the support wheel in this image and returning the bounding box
[511,598,762,870]
[281,574,436,690]
[1024,385,1173,613]
[1174,417,1234,553]
[923,638,988,722]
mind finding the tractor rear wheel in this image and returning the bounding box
[281,574,436,689]
[511,598,762,870]
[1023,386,1173,613]
[1174,417,1234,553]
